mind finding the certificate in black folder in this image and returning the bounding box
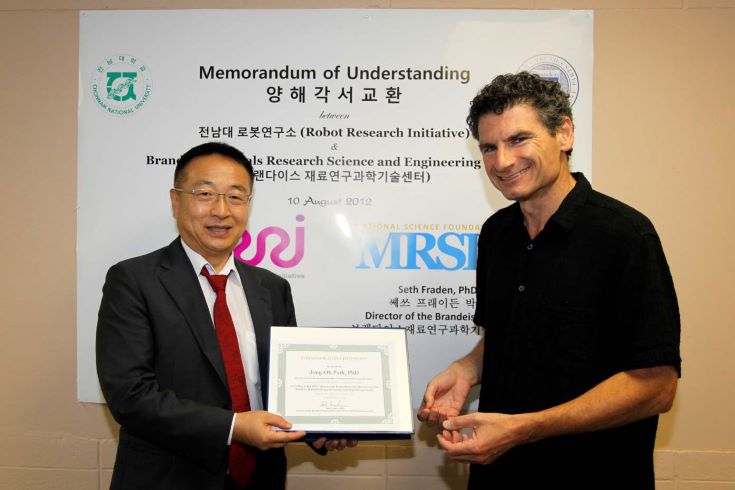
[268,326,414,439]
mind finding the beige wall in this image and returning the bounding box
[1,1,733,489]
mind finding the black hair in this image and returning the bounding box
[174,142,254,186]
[467,72,574,157]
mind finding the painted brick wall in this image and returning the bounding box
[3,432,734,490]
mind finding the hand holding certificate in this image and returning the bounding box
[268,327,414,439]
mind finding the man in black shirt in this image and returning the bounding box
[417,72,681,489]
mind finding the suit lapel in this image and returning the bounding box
[158,238,228,388]
[236,261,273,405]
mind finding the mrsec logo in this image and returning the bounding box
[235,215,304,268]
[356,231,478,270]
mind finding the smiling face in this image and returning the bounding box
[478,103,574,207]
[170,153,252,271]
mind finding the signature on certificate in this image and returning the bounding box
[320,399,347,410]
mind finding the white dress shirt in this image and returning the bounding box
[181,240,263,443]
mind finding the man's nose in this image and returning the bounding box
[495,145,513,170]
[210,194,230,216]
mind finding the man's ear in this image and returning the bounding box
[559,116,574,153]
[170,188,180,218]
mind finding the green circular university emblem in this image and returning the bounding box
[91,54,152,116]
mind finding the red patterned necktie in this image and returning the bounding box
[200,266,256,488]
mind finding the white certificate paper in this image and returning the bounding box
[268,327,414,437]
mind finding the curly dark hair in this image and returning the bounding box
[467,72,573,157]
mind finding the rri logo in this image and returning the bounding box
[356,232,478,270]
[235,215,305,268]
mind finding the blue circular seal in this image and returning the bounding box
[518,54,579,105]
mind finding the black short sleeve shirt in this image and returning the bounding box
[470,173,681,488]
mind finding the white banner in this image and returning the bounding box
[78,9,593,404]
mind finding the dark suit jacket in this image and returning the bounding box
[96,238,296,490]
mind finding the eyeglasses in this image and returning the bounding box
[173,188,253,207]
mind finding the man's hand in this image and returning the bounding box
[311,438,359,451]
[417,365,474,426]
[417,339,484,426]
[434,366,679,464]
[232,411,305,451]
[437,412,532,465]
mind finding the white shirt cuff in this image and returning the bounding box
[228,413,236,445]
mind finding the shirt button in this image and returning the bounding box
[518,285,525,292]
[526,243,533,250]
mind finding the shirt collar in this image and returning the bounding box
[548,172,591,231]
[499,172,591,235]
[180,239,242,286]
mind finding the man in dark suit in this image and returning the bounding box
[97,142,341,490]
